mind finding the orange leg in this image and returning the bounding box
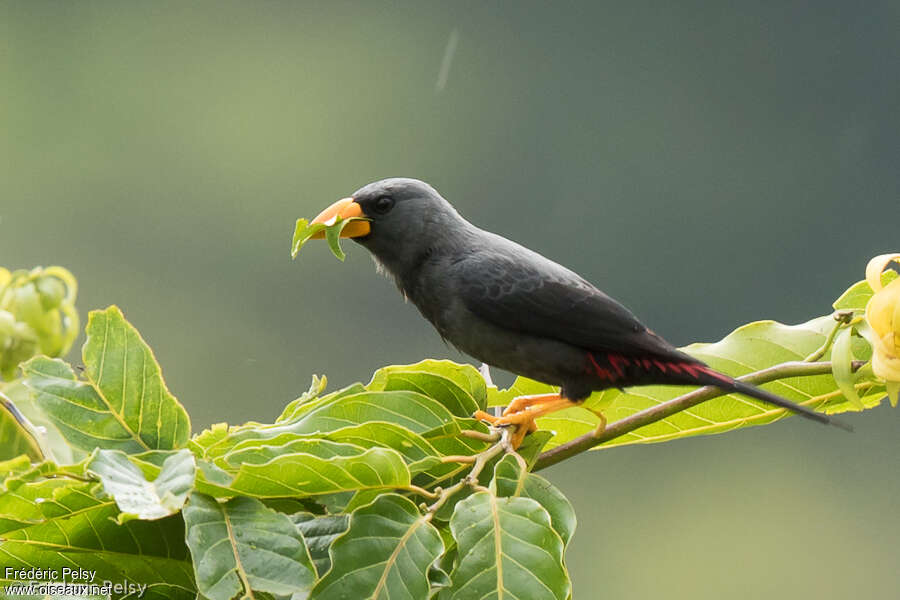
[501,393,563,416]
[586,407,608,437]
[473,394,578,448]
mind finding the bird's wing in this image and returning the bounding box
[453,242,682,357]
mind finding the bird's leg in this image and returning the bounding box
[501,393,561,416]
[586,407,608,437]
[472,392,559,431]
[473,394,577,448]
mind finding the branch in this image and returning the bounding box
[533,360,866,472]
[424,428,512,518]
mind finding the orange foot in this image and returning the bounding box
[473,393,578,448]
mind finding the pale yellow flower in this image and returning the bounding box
[865,254,900,406]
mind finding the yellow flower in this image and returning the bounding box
[865,254,900,406]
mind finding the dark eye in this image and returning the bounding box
[373,196,394,214]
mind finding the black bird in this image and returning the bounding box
[310,178,848,445]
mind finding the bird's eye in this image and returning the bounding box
[373,196,395,215]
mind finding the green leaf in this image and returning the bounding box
[831,326,864,409]
[275,375,328,423]
[203,389,458,468]
[442,491,570,600]
[491,455,576,546]
[0,391,42,462]
[86,449,196,522]
[228,447,411,498]
[421,419,491,456]
[0,477,81,534]
[277,383,366,424]
[291,216,369,261]
[0,479,195,598]
[188,423,232,458]
[220,423,439,471]
[183,493,316,600]
[1,379,79,464]
[833,271,898,310]
[322,422,441,464]
[287,390,457,434]
[222,437,368,467]
[367,360,488,417]
[0,455,33,483]
[22,306,191,453]
[311,494,444,600]
[291,512,349,577]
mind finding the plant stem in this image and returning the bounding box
[804,311,854,362]
[425,428,511,518]
[533,360,865,472]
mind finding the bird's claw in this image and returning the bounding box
[472,409,538,449]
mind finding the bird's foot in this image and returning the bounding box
[473,395,578,449]
[472,409,538,449]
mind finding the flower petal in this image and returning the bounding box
[865,253,900,293]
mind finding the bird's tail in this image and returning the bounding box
[730,378,851,431]
[592,352,852,431]
[688,364,852,432]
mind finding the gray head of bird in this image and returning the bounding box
[310,177,473,278]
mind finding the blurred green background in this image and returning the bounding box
[3,1,899,597]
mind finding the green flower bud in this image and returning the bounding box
[35,276,66,310]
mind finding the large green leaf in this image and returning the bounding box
[311,494,444,600]
[183,493,316,600]
[218,423,440,471]
[0,479,195,599]
[285,389,457,434]
[22,306,190,453]
[86,449,195,522]
[222,437,368,467]
[491,455,576,547]
[291,513,349,577]
[367,360,488,417]
[227,447,411,499]
[196,390,458,468]
[442,491,569,600]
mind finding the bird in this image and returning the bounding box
[308,178,849,446]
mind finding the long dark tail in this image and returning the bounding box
[728,378,851,431]
[593,352,852,431]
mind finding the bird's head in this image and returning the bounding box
[310,178,470,276]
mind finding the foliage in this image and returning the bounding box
[0,262,893,599]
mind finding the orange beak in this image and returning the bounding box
[309,197,371,239]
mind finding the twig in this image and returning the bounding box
[405,485,440,499]
[459,429,500,443]
[804,311,854,362]
[424,428,511,518]
[533,359,866,472]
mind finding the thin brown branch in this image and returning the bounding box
[533,360,865,472]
